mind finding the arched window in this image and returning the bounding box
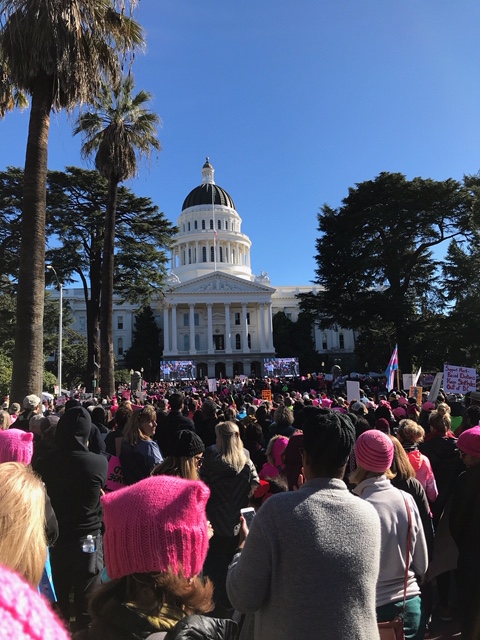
[219,247,223,262]
[247,333,251,349]
[218,219,221,230]
[202,246,207,262]
[194,220,198,229]
[235,334,241,350]
[210,246,214,262]
[202,220,205,230]
[210,219,214,230]
[188,222,191,231]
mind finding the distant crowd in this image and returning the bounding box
[0,381,479,639]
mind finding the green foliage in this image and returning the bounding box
[304,172,472,370]
[115,368,132,385]
[0,351,12,398]
[272,311,318,374]
[42,370,57,394]
[123,305,162,381]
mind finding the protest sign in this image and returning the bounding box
[443,365,476,394]
[347,380,360,403]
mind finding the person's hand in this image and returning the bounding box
[293,470,305,491]
[237,515,249,548]
[207,520,214,540]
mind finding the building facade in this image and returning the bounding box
[63,159,355,378]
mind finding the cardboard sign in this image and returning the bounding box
[261,390,272,402]
[346,380,360,403]
[102,453,125,492]
[443,365,476,394]
[409,386,423,403]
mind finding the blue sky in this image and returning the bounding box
[1,1,480,285]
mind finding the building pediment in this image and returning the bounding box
[167,271,275,295]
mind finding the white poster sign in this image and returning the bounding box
[443,365,476,394]
[207,378,218,393]
[346,380,360,403]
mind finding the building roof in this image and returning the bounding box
[181,183,236,211]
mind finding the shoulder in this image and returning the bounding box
[166,614,237,640]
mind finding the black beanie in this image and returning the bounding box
[170,430,205,457]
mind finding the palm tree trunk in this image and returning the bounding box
[10,74,53,403]
[100,177,118,398]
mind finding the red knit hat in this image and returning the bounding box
[0,564,69,639]
[102,476,210,579]
[0,429,34,465]
[355,429,394,473]
[457,426,480,459]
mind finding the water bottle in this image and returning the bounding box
[82,535,95,554]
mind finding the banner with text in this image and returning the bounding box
[443,365,476,394]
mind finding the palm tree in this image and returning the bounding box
[74,74,161,397]
[0,0,143,402]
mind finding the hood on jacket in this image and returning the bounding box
[407,449,423,472]
[55,406,91,452]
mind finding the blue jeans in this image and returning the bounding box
[376,595,425,640]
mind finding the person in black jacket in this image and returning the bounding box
[160,394,195,456]
[200,420,259,616]
[72,475,237,640]
[36,406,107,632]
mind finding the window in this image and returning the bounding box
[339,333,345,350]
[194,313,199,326]
[195,333,200,350]
[214,335,224,350]
[209,219,213,230]
[117,316,123,330]
[117,338,124,356]
[79,316,86,331]
[188,248,192,264]
[202,220,205,230]
[184,334,190,350]
[234,312,240,325]
[219,247,223,262]
[225,220,228,230]
[210,246,214,262]
[247,333,251,349]
[235,334,241,350]
[194,220,198,229]
[202,246,207,262]
[322,333,327,350]
[218,219,221,230]
[246,312,250,325]
[188,222,191,231]
[183,313,189,327]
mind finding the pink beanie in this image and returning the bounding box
[392,407,407,420]
[457,426,480,459]
[0,429,34,464]
[271,436,289,467]
[102,475,210,579]
[355,430,394,473]
[0,564,69,639]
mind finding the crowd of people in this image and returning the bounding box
[0,380,479,639]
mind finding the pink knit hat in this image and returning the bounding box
[102,475,210,579]
[355,430,394,473]
[0,429,34,464]
[392,406,407,420]
[0,564,69,639]
[271,436,289,466]
[457,426,480,459]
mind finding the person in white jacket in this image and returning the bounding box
[351,430,428,640]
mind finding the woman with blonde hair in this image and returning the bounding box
[397,419,438,504]
[200,421,259,616]
[0,462,47,587]
[120,405,163,485]
[0,409,11,430]
[152,429,205,481]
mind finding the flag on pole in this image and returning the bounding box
[385,344,398,391]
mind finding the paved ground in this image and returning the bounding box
[426,606,461,640]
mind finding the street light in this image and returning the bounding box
[47,265,63,398]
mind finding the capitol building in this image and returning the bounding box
[64,159,355,379]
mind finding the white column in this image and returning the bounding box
[225,303,232,354]
[242,303,249,353]
[189,304,196,354]
[267,303,274,350]
[207,304,214,353]
[163,306,170,354]
[258,304,266,351]
[227,241,231,263]
[171,304,178,354]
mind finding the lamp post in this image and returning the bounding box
[47,265,62,397]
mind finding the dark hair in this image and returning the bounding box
[115,405,133,430]
[302,407,355,475]
[169,394,184,412]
